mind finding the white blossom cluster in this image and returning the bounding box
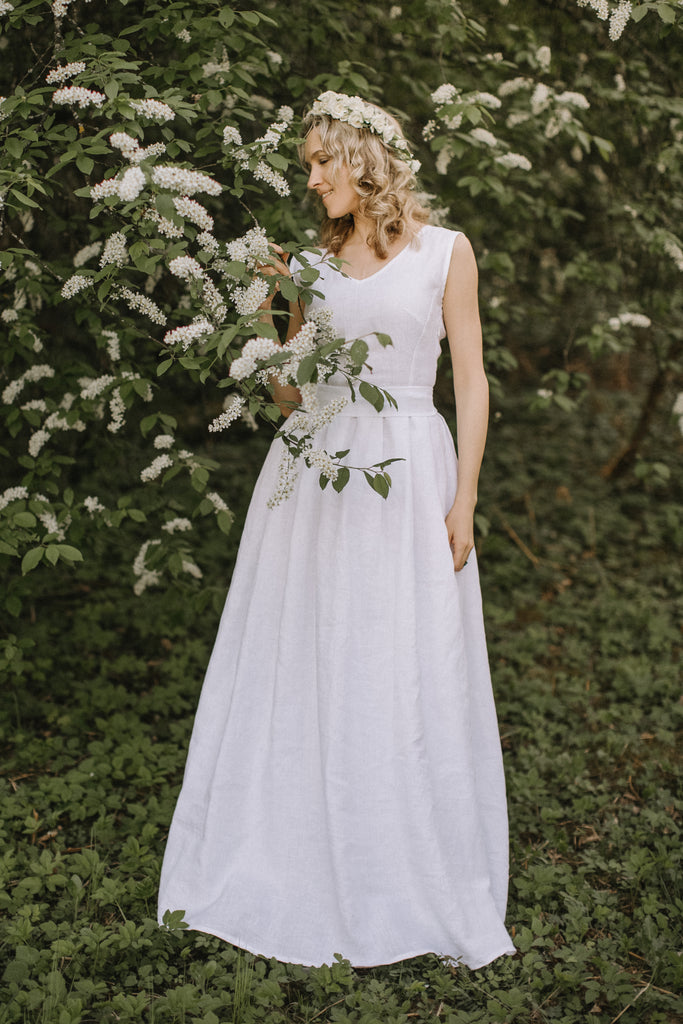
[252,159,290,197]
[169,255,205,281]
[119,287,167,325]
[132,538,162,595]
[495,152,532,170]
[79,374,115,400]
[73,241,102,267]
[3,364,55,405]
[118,166,146,201]
[152,166,221,196]
[536,46,552,69]
[38,507,66,540]
[145,206,183,239]
[28,401,87,458]
[226,226,271,269]
[576,0,609,17]
[109,132,166,165]
[201,277,227,322]
[163,318,213,351]
[46,61,86,85]
[229,336,279,380]
[556,91,591,110]
[609,1,632,39]
[197,231,219,253]
[52,86,106,109]
[21,398,47,412]
[531,83,552,114]
[108,389,126,433]
[0,485,28,511]
[84,495,105,515]
[140,452,173,482]
[498,77,530,98]
[608,312,652,330]
[182,559,203,579]
[61,274,94,299]
[208,394,245,432]
[267,448,299,508]
[304,447,339,482]
[470,91,502,110]
[173,196,214,231]
[233,277,270,317]
[205,491,229,513]
[154,434,174,449]
[52,0,75,17]
[202,49,231,79]
[222,125,243,147]
[271,320,318,384]
[673,393,683,437]
[131,98,175,122]
[470,127,499,148]
[100,231,128,268]
[102,329,120,361]
[226,114,296,195]
[663,238,683,272]
[284,382,348,438]
[431,84,459,107]
[0,1,15,14]
[176,27,191,43]
[162,516,192,533]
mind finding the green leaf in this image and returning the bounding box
[55,544,83,563]
[21,547,44,575]
[657,3,675,23]
[359,380,384,411]
[157,358,173,376]
[76,154,94,175]
[13,511,37,528]
[0,540,19,557]
[279,277,300,302]
[374,332,392,348]
[372,474,390,499]
[45,544,60,566]
[297,353,318,385]
[332,467,350,493]
[217,509,234,535]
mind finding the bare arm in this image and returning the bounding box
[442,233,489,572]
[256,245,303,418]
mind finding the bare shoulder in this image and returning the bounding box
[446,232,478,290]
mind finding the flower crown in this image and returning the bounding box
[308,90,421,175]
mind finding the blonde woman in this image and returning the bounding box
[158,92,515,970]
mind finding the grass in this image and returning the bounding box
[1,388,681,1023]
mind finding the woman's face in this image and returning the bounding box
[304,127,359,220]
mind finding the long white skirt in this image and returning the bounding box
[158,387,515,969]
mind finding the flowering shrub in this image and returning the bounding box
[0,0,681,625]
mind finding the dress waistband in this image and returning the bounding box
[316,383,436,418]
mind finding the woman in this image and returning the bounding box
[158,91,516,970]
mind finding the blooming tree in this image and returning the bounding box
[0,0,681,640]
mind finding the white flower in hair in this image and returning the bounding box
[309,90,420,174]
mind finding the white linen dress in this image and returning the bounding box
[157,224,516,969]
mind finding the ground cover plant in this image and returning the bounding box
[1,390,681,1024]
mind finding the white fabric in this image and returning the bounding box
[158,224,516,969]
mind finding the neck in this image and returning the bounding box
[349,214,374,247]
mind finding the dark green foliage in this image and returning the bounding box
[1,390,681,1023]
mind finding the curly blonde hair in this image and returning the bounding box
[301,106,430,260]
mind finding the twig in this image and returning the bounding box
[609,981,651,1024]
[497,515,540,566]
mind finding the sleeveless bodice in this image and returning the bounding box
[293,224,460,388]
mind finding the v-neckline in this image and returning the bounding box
[338,229,423,284]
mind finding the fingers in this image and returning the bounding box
[449,539,473,572]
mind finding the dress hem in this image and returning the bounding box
[166,918,517,971]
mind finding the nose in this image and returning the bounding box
[307,164,322,191]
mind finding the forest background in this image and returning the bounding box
[0,0,681,1021]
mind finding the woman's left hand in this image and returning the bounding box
[446,498,475,572]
